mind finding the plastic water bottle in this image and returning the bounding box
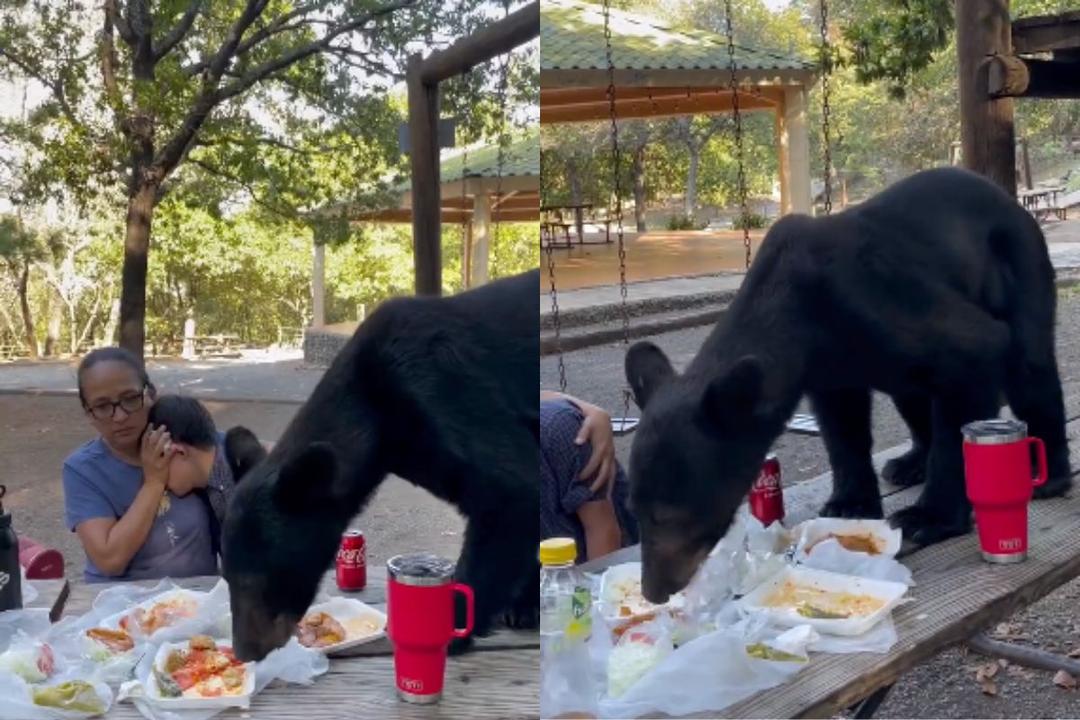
[539,538,596,717]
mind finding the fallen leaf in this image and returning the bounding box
[1053,670,1077,690]
[1068,647,1080,659]
[976,661,1000,682]
[997,659,1009,668]
[1007,666,1034,680]
[980,679,998,696]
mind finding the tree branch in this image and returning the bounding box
[154,0,205,62]
[214,0,416,104]
[0,47,80,128]
[104,0,135,46]
[187,157,296,220]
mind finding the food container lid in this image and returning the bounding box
[539,537,577,566]
[962,418,1027,445]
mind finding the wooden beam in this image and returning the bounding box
[957,0,1016,196]
[540,91,775,123]
[540,85,782,106]
[541,67,815,90]
[1012,10,1080,53]
[775,100,791,215]
[784,86,811,215]
[311,241,326,328]
[470,193,491,287]
[407,53,443,295]
[419,2,539,84]
[988,54,1080,98]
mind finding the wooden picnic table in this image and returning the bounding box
[27,565,539,719]
[1019,185,1068,221]
[580,412,1080,718]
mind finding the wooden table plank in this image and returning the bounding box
[101,650,539,720]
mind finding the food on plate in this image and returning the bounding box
[0,640,55,682]
[296,611,347,648]
[155,637,248,699]
[343,614,383,638]
[764,580,886,619]
[604,574,677,618]
[805,532,884,555]
[31,680,106,715]
[120,595,199,636]
[606,630,672,698]
[86,627,135,654]
[745,642,807,663]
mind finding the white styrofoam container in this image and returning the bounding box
[99,589,207,639]
[792,518,902,560]
[738,566,908,636]
[146,639,255,710]
[598,562,684,626]
[302,597,387,655]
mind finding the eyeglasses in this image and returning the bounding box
[85,387,148,420]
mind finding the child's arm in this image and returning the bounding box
[577,498,623,561]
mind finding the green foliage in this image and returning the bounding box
[733,210,768,230]
[666,214,697,231]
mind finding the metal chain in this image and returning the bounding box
[543,161,568,391]
[819,0,833,216]
[492,0,511,252]
[460,133,470,287]
[723,0,752,271]
[603,0,633,420]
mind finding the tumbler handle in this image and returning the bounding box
[451,583,474,639]
[1029,437,1048,488]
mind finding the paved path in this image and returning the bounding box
[542,218,1080,318]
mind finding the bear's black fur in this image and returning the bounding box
[625,167,1071,604]
[222,270,539,661]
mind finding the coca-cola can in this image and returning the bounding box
[749,454,784,525]
[336,530,367,591]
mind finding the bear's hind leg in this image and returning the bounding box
[813,389,885,519]
[449,495,536,655]
[881,393,932,487]
[891,386,1001,546]
[1006,357,1072,498]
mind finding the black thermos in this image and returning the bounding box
[0,485,22,611]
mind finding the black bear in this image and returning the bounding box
[222,269,539,661]
[624,167,1071,604]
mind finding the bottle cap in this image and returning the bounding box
[539,537,577,566]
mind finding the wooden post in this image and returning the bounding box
[774,102,791,215]
[956,0,1016,196]
[1019,137,1033,189]
[408,53,443,296]
[783,86,812,214]
[462,220,473,289]
[312,240,326,328]
[470,192,491,287]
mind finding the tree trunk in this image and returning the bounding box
[15,261,38,359]
[119,180,157,361]
[632,145,648,232]
[685,146,700,220]
[568,168,585,239]
[44,291,62,357]
[103,296,121,346]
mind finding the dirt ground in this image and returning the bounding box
[0,394,465,581]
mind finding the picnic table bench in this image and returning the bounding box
[192,334,242,358]
[580,410,1080,718]
[1019,185,1068,222]
[27,565,539,719]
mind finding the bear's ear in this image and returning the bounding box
[699,356,764,428]
[625,341,676,410]
[272,442,344,513]
[224,426,267,482]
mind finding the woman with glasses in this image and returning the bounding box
[62,347,219,582]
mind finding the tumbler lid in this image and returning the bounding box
[386,553,456,587]
[961,418,1027,445]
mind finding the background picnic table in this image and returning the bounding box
[28,566,539,720]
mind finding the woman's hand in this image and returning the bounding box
[575,400,617,496]
[140,424,173,489]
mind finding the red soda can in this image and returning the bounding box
[336,530,367,591]
[749,454,784,525]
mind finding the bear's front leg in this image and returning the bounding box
[881,393,933,487]
[811,390,885,519]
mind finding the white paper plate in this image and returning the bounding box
[301,597,387,654]
[99,589,207,639]
[792,518,902,560]
[598,562,685,626]
[146,638,254,710]
[738,566,908,636]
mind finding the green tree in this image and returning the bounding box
[0,0,486,360]
[0,214,44,357]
